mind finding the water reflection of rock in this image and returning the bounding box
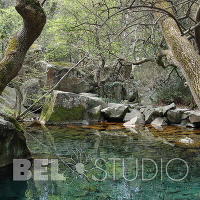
[124,126,175,147]
[0,165,27,199]
[0,115,31,168]
[22,125,200,199]
[148,126,200,149]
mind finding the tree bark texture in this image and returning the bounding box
[155,0,200,109]
[0,0,46,94]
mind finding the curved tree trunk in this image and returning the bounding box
[155,0,200,109]
[0,0,46,94]
[195,6,200,54]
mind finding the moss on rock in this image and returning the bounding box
[40,91,88,124]
[47,106,86,123]
[40,91,106,125]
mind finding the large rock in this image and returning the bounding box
[123,116,145,127]
[124,109,144,122]
[101,103,129,121]
[88,105,103,122]
[46,63,92,93]
[0,87,17,114]
[98,82,127,102]
[0,115,31,167]
[98,81,138,102]
[18,59,48,86]
[140,89,156,105]
[123,81,139,102]
[141,106,162,124]
[188,111,200,123]
[21,79,44,109]
[151,117,168,127]
[79,93,98,98]
[167,109,189,124]
[149,103,176,116]
[161,103,176,115]
[84,94,105,122]
[40,91,106,124]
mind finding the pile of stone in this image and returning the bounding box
[39,91,200,128]
[123,103,200,128]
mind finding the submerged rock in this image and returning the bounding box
[175,136,200,148]
[179,137,194,144]
[101,103,129,121]
[40,91,106,125]
[0,115,31,167]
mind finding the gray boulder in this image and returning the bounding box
[141,106,162,124]
[18,59,48,87]
[161,103,176,115]
[46,64,92,93]
[149,103,176,116]
[124,109,144,122]
[0,87,17,114]
[101,103,129,121]
[0,115,31,167]
[98,81,139,102]
[40,91,106,124]
[88,105,103,121]
[125,103,141,110]
[98,82,126,102]
[181,110,191,120]
[80,93,98,98]
[151,117,168,127]
[188,111,200,123]
[123,116,145,127]
[167,109,188,124]
[21,79,44,109]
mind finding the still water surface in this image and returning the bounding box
[1,123,200,200]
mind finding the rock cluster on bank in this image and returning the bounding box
[4,59,199,128]
[39,91,200,128]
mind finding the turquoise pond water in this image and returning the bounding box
[1,124,200,200]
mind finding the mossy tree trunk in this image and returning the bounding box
[155,0,200,109]
[0,0,46,94]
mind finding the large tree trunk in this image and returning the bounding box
[155,0,200,109]
[0,0,46,94]
[195,6,200,54]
